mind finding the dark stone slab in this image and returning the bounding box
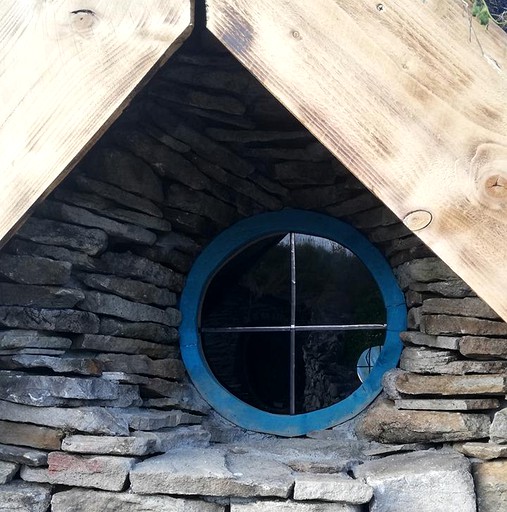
[109,408,201,431]
[162,206,216,237]
[147,105,255,177]
[422,298,499,320]
[149,81,246,115]
[73,334,175,359]
[0,307,99,334]
[347,206,401,230]
[0,254,71,285]
[100,252,185,291]
[38,201,156,246]
[78,291,180,326]
[85,147,164,202]
[0,372,121,404]
[273,161,337,187]
[290,185,352,209]
[421,315,507,337]
[0,461,18,484]
[242,142,331,162]
[0,420,63,450]
[99,318,178,344]
[0,348,65,356]
[206,128,310,143]
[160,62,250,94]
[152,226,201,252]
[113,128,211,190]
[394,258,458,290]
[144,122,191,152]
[16,217,108,256]
[367,223,412,243]
[74,175,162,217]
[0,330,72,350]
[76,272,176,306]
[54,189,172,231]
[194,156,282,210]
[0,400,129,435]
[0,354,102,376]
[136,246,193,274]
[6,239,97,271]
[160,103,254,129]
[165,184,237,227]
[96,353,185,379]
[326,192,381,217]
[0,283,84,308]
[410,279,475,298]
[0,443,47,467]
[389,245,436,268]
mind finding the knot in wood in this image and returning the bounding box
[484,174,507,199]
[403,210,432,231]
[470,143,507,211]
[70,9,96,33]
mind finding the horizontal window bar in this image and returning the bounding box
[201,324,387,333]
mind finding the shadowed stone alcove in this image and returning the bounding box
[0,13,506,512]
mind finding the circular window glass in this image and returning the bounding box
[180,210,406,436]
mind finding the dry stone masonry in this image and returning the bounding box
[0,25,506,512]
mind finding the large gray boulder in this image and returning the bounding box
[353,450,476,512]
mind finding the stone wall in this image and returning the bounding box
[0,27,506,512]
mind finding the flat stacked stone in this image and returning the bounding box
[0,481,52,512]
[473,460,507,512]
[130,446,294,498]
[0,461,18,484]
[352,450,476,512]
[21,452,137,491]
[293,473,372,504]
[357,399,490,443]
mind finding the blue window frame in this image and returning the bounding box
[180,209,406,436]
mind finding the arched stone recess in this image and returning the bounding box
[0,19,506,512]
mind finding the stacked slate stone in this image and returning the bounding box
[0,28,505,512]
[357,257,507,511]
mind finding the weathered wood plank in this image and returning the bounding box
[0,0,193,245]
[206,0,507,321]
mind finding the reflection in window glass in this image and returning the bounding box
[201,234,291,328]
[200,231,387,416]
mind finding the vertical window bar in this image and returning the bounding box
[290,232,296,415]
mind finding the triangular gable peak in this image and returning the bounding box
[1,0,506,321]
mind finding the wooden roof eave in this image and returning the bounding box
[0,0,193,245]
[207,0,507,322]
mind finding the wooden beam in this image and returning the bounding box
[206,0,507,321]
[0,0,193,245]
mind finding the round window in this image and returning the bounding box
[180,210,406,436]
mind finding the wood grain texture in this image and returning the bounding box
[206,0,507,321]
[0,0,193,245]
